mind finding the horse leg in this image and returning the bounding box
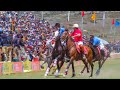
[54,59,60,77]
[44,58,52,77]
[40,58,47,69]
[81,59,89,74]
[80,65,86,74]
[88,59,94,77]
[64,57,74,76]
[96,60,101,76]
[55,60,64,74]
[96,58,106,76]
[51,65,57,74]
[44,66,50,77]
[71,61,75,77]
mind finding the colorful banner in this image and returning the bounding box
[23,59,32,72]
[3,62,13,75]
[13,62,23,73]
[32,61,40,71]
[33,57,39,62]
[0,63,3,75]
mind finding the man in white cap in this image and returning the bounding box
[70,24,88,55]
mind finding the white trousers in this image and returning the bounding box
[99,43,105,50]
[75,41,83,45]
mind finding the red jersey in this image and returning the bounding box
[70,28,83,42]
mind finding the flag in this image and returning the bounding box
[115,20,120,27]
[91,12,96,21]
[81,11,85,17]
[112,19,115,25]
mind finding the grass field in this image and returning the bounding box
[0,58,120,79]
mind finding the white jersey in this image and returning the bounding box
[54,31,59,38]
[99,41,105,50]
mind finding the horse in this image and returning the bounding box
[81,38,111,76]
[40,40,55,74]
[61,30,94,77]
[95,44,111,75]
[44,35,65,77]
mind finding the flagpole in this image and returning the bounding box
[114,26,116,42]
[66,11,70,29]
[109,25,113,34]
[103,12,105,28]
[82,16,83,31]
[68,11,70,22]
[81,11,84,31]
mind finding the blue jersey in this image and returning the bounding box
[90,36,100,46]
[59,27,65,37]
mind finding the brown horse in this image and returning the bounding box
[82,38,111,76]
[61,30,94,77]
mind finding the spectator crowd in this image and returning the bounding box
[0,11,57,62]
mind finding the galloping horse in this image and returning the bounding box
[61,30,94,77]
[95,44,111,75]
[44,35,65,77]
[82,38,111,76]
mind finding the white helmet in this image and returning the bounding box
[73,24,79,28]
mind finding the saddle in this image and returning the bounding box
[75,44,81,53]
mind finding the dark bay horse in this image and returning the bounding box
[95,44,111,75]
[61,31,94,77]
[44,35,65,77]
[82,39,111,76]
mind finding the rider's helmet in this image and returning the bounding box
[90,34,94,37]
[73,24,79,28]
[90,34,94,40]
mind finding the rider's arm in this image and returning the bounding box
[72,33,81,38]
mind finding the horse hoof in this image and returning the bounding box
[71,74,76,78]
[87,71,90,73]
[40,65,44,69]
[89,76,92,78]
[52,72,55,75]
[96,70,100,76]
[44,74,48,77]
[64,71,68,75]
[63,74,66,77]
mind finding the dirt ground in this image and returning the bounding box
[109,53,120,59]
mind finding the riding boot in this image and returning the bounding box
[93,47,98,61]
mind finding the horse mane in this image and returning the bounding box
[55,35,62,45]
[69,36,75,42]
[66,33,74,43]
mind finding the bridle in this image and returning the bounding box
[62,32,76,52]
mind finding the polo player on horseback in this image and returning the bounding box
[69,24,88,58]
[53,23,65,48]
[89,34,105,60]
